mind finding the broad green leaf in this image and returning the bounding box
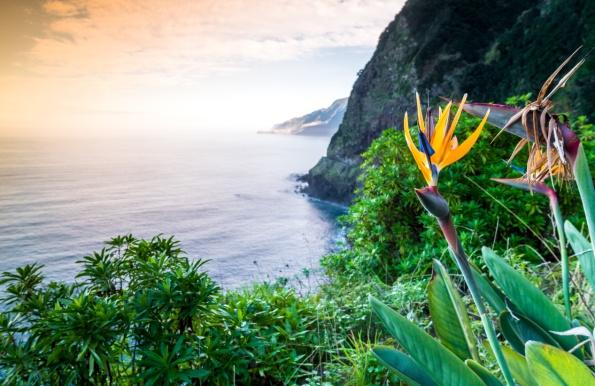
[525,341,595,386]
[482,247,575,351]
[565,220,595,291]
[470,263,506,314]
[428,259,479,361]
[172,336,184,356]
[499,311,561,355]
[372,346,437,386]
[573,144,595,256]
[464,359,503,386]
[369,296,484,386]
[500,313,526,355]
[501,345,537,386]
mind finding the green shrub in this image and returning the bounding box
[199,283,327,384]
[1,235,390,385]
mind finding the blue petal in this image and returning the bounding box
[430,163,439,180]
[417,130,435,157]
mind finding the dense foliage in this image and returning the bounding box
[368,84,595,385]
[0,237,318,385]
[325,106,593,283]
[1,234,421,385]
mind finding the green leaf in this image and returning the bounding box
[89,354,95,378]
[372,347,438,386]
[428,259,479,361]
[499,314,524,354]
[465,359,503,386]
[481,248,575,351]
[565,221,595,291]
[573,144,595,256]
[501,345,537,386]
[179,368,210,379]
[499,310,561,355]
[470,263,506,314]
[525,341,595,386]
[369,296,484,386]
[172,336,184,356]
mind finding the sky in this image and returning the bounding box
[0,0,404,138]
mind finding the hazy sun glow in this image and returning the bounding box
[0,0,404,138]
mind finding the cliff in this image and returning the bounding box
[303,0,595,203]
[267,98,347,136]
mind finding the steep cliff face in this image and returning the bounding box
[304,0,594,203]
[268,98,347,136]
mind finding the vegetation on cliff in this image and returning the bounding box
[325,109,593,283]
[305,0,594,203]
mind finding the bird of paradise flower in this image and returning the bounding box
[402,94,516,385]
[403,93,489,187]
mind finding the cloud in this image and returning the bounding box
[43,0,87,17]
[0,0,405,136]
[25,0,400,82]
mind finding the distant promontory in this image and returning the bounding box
[262,98,347,136]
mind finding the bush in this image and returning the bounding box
[0,234,438,385]
[1,235,393,385]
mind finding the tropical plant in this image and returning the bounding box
[137,337,208,385]
[0,263,44,308]
[369,52,595,385]
[397,91,514,384]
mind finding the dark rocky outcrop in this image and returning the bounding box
[303,0,594,204]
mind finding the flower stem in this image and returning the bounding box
[573,143,595,256]
[437,215,515,386]
[548,192,571,319]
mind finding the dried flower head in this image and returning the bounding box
[462,47,585,184]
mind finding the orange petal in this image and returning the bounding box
[429,102,452,155]
[437,94,467,163]
[403,112,432,184]
[415,92,426,135]
[439,108,489,169]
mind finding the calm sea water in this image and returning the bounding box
[0,133,344,288]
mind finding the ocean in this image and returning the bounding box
[0,133,345,288]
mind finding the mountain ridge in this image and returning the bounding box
[264,98,348,136]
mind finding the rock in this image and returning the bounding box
[300,157,360,204]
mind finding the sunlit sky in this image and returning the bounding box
[0,0,404,138]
